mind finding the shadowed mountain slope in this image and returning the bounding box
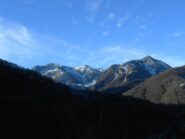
[93,56,171,93]
[124,66,185,104]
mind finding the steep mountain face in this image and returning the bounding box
[33,64,102,88]
[124,66,185,104]
[93,56,171,93]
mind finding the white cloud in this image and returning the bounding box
[98,21,109,29]
[0,19,33,46]
[172,32,183,37]
[116,13,130,28]
[7,24,33,46]
[85,0,103,23]
[0,17,183,69]
[133,13,152,29]
[135,15,149,23]
[0,18,43,65]
[86,0,102,14]
[0,17,81,67]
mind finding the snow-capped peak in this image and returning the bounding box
[75,65,100,74]
[142,56,158,65]
[33,64,102,88]
[142,56,170,68]
[142,55,155,60]
[141,56,171,75]
[75,65,92,71]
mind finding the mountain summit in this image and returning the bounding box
[93,56,171,93]
[33,56,171,91]
[33,64,101,89]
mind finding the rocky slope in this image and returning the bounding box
[93,56,171,93]
[124,66,185,104]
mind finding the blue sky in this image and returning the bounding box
[0,0,185,68]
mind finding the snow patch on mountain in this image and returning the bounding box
[85,80,97,87]
[33,64,102,88]
[33,56,171,90]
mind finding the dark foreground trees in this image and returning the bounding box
[0,59,185,139]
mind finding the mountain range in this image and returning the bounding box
[32,56,185,105]
[33,56,171,93]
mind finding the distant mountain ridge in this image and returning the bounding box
[33,64,102,89]
[93,56,171,93]
[33,56,171,91]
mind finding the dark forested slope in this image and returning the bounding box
[0,59,185,139]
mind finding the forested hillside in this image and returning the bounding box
[0,59,185,139]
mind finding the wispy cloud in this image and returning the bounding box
[86,0,102,13]
[85,0,103,22]
[83,45,149,67]
[0,16,183,69]
[95,45,185,68]
[116,13,131,28]
[0,18,38,60]
[133,13,152,29]
[0,17,81,67]
[135,15,150,23]
[172,32,183,37]
[109,13,115,19]
[99,12,131,29]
